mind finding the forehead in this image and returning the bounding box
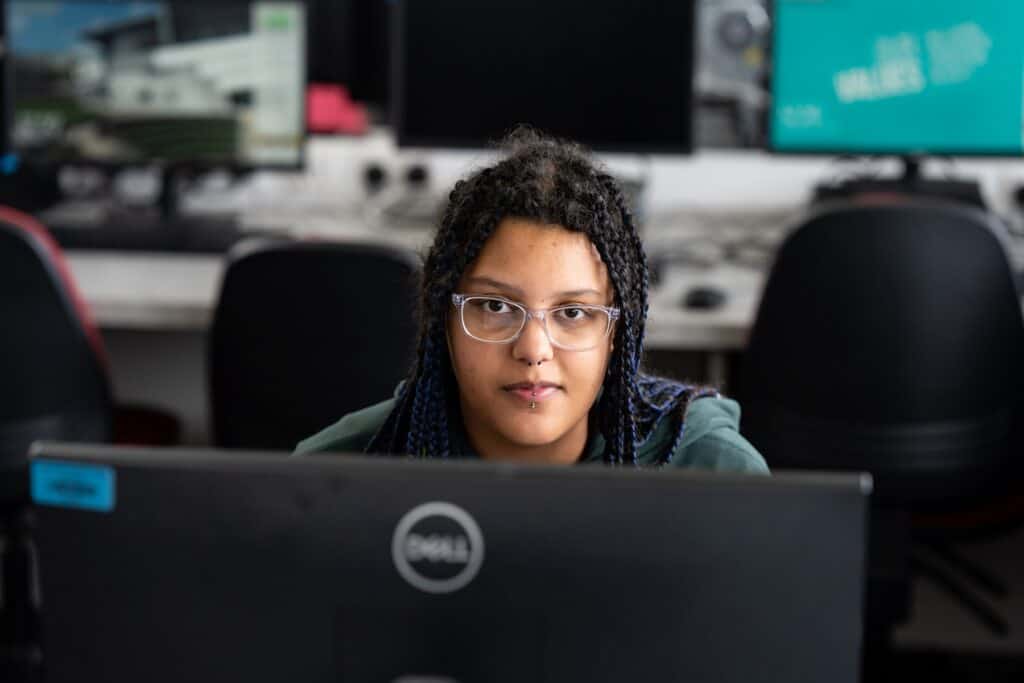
[462,219,612,300]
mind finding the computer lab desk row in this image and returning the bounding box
[61,227,1024,446]
[65,250,762,353]
[59,225,765,443]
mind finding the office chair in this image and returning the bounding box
[739,200,1024,643]
[0,207,103,681]
[0,206,113,505]
[209,240,421,450]
[0,205,185,665]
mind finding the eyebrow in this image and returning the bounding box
[463,276,604,300]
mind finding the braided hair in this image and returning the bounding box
[367,129,717,465]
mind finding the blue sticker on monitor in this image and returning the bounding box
[0,154,20,175]
[31,460,116,513]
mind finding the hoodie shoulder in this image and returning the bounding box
[659,397,769,474]
[293,397,396,456]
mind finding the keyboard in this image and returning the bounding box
[642,207,801,285]
[46,218,289,254]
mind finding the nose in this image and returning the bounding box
[511,313,554,366]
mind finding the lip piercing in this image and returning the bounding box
[529,390,537,410]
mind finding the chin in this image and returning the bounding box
[497,417,568,448]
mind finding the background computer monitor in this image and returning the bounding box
[30,443,870,682]
[770,0,1024,156]
[393,0,697,154]
[4,0,307,169]
[306,0,389,119]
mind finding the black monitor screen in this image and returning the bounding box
[6,0,306,167]
[306,0,389,115]
[394,0,696,154]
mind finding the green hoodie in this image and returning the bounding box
[295,385,769,474]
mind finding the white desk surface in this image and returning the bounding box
[68,251,224,331]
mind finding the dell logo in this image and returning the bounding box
[404,533,471,564]
[392,502,484,594]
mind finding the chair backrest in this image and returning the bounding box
[740,201,1024,505]
[209,240,421,450]
[0,207,112,496]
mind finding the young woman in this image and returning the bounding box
[296,131,767,472]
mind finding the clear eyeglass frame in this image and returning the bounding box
[450,293,621,351]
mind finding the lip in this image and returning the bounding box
[502,382,561,404]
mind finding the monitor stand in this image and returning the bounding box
[812,156,986,210]
[149,166,251,250]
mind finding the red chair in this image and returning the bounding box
[0,206,112,504]
[0,206,179,506]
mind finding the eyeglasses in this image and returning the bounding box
[451,293,620,351]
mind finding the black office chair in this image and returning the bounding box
[739,201,1024,644]
[0,206,113,681]
[209,240,421,450]
[0,207,113,505]
[0,204,184,645]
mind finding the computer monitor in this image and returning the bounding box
[4,0,307,168]
[348,0,390,116]
[29,442,870,682]
[770,0,1024,157]
[393,0,697,154]
[306,0,389,121]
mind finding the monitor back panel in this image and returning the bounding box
[30,445,869,683]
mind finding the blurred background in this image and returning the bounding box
[2,1,1024,681]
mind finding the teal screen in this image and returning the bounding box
[770,0,1024,154]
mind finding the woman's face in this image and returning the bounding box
[447,218,616,464]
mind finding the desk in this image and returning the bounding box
[67,250,765,444]
[67,242,763,445]
[66,250,765,351]
[67,197,782,351]
[68,252,224,331]
[59,134,1024,344]
[60,210,1024,444]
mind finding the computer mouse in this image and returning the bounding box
[682,285,728,311]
